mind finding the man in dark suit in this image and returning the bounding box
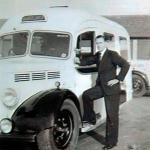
[80,35,130,149]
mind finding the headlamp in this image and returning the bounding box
[2,88,19,108]
[0,118,13,133]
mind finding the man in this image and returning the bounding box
[80,35,130,149]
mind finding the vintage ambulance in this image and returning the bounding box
[0,7,132,150]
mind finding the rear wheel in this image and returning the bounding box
[132,74,146,97]
[37,99,80,150]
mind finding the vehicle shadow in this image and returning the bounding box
[79,129,106,146]
[0,141,38,150]
[86,131,106,145]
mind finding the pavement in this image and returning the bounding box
[78,96,150,150]
[0,96,150,150]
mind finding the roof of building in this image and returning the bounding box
[0,19,7,29]
[105,15,150,37]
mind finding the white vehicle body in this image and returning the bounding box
[0,7,132,149]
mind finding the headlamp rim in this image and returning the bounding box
[2,88,19,108]
[0,118,14,133]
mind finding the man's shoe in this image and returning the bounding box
[102,144,117,149]
[81,122,94,132]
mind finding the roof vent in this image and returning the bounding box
[50,6,68,8]
[22,15,46,22]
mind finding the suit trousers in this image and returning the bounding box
[82,85,120,145]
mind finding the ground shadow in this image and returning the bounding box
[86,131,106,145]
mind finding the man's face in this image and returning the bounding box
[95,37,106,53]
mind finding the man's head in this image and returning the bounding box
[95,35,106,54]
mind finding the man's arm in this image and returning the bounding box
[111,51,130,81]
[78,55,97,66]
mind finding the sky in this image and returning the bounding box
[66,0,150,15]
[1,0,150,19]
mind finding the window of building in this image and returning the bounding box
[131,37,150,60]
[137,39,150,59]
[130,39,134,59]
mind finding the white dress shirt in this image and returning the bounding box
[99,48,107,60]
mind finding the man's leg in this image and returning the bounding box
[82,86,103,124]
[104,94,120,146]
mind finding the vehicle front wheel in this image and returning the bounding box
[37,99,80,150]
[132,74,146,97]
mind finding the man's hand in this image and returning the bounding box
[107,79,119,86]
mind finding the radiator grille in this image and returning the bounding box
[32,72,46,80]
[14,71,60,82]
[15,73,30,82]
[47,71,60,79]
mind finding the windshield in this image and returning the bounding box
[31,32,70,58]
[0,32,28,58]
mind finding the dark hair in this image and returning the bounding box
[96,35,104,38]
[95,35,105,40]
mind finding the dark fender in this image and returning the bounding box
[132,70,149,89]
[12,89,81,132]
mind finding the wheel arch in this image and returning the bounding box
[59,89,82,118]
[132,70,149,89]
[12,89,82,131]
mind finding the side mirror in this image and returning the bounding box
[74,57,80,64]
[74,48,81,56]
[74,49,82,65]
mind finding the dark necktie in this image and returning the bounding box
[99,52,101,60]
[97,52,101,66]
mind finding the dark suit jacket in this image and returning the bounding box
[80,49,130,95]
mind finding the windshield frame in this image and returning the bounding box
[29,30,72,60]
[0,30,30,59]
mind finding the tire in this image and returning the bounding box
[132,74,146,97]
[37,99,80,150]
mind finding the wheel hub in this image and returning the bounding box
[133,78,143,92]
[53,110,73,148]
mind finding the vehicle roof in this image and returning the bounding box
[0,7,128,36]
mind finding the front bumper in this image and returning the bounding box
[0,132,36,143]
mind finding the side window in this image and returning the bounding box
[77,31,94,56]
[104,32,115,50]
[0,32,28,58]
[31,32,70,58]
[75,31,97,73]
[119,36,128,59]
